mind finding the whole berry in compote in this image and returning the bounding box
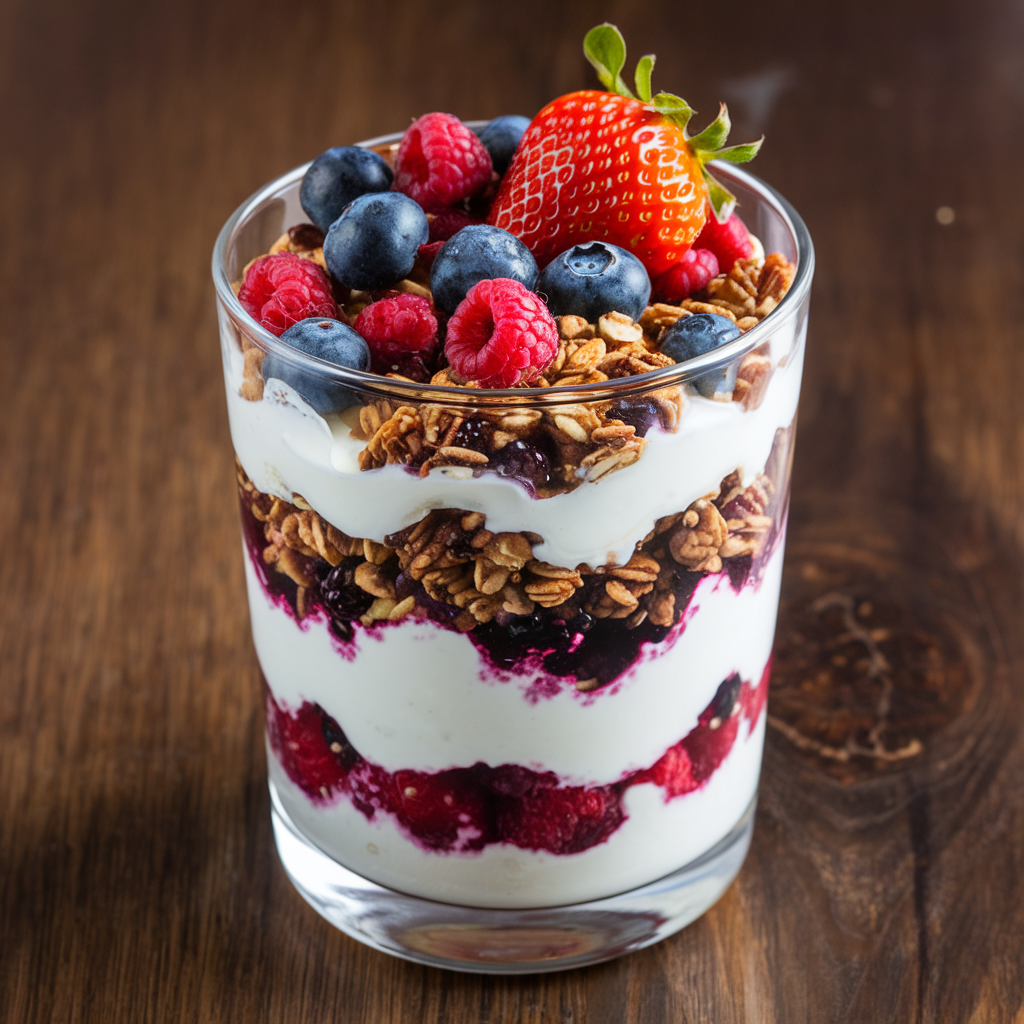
[430,224,539,314]
[320,557,375,621]
[605,397,662,437]
[445,278,558,388]
[653,248,720,302]
[660,313,741,399]
[693,211,754,272]
[428,208,482,243]
[476,114,531,174]
[488,25,762,278]
[538,241,650,322]
[393,112,493,211]
[324,192,429,291]
[490,438,553,492]
[300,146,394,232]
[238,253,337,336]
[263,317,370,414]
[353,293,439,379]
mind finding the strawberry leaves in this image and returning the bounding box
[634,54,655,103]
[582,23,765,222]
[583,24,635,98]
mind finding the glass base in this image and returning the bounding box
[270,781,756,974]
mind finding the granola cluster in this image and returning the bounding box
[234,215,795,491]
[237,438,784,636]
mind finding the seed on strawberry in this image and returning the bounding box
[238,252,337,336]
[444,278,559,389]
[653,248,720,302]
[353,293,439,380]
[693,212,754,272]
[394,112,493,211]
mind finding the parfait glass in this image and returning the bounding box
[212,135,813,973]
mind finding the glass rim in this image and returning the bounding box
[211,127,815,409]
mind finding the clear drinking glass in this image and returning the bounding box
[212,133,813,973]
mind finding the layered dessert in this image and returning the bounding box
[217,24,805,909]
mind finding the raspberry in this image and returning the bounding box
[444,278,559,389]
[238,253,337,336]
[653,248,720,303]
[428,208,482,243]
[416,241,445,269]
[353,293,439,380]
[393,112,493,211]
[693,212,753,272]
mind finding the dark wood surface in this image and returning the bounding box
[3,0,1023,1019]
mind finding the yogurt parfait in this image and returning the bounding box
[213,23,812,971]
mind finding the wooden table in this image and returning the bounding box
[3,0,1022,1019]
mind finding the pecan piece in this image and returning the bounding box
[668,498,728,572]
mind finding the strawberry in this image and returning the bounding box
[488,24,762,278]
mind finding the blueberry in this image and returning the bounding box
[605,398,662,437]
[489,439,552,492]
[320,557,375,620]
[263,317,370,414]
[537,241,650,322]
[429,224,538,314]
[475,115,531,175]
[659,313,742,399]
[324,192,429,291]
[300,146,394,233]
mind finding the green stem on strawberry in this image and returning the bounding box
[583,23,764,223]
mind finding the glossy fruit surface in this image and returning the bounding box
[476,114,531,174]
[238,253,337,336]
[488,90,708,278]
[444,277,558,388]
[393,112,493,211]
[263,317,369,414]
[299,146,393,232]
[659,312,741,399]
[323,191,429,290]
[430,224,538,314]
[538,240,650,321]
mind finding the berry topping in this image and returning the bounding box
[659,313,741,399]
[537,240,651,322]
[488,25,762,277]
[430,224,539,314]
[263,317,370,414]
[323,191,429,291]
[692,212,754,273]
[353,293,439,380]
[238,253,337,336]
[428,208,482,243]
[444,278,559,388]
[653,248,720,303]
[393,112,493,211]
[299,145,394,232]
[416,241,445,268]
[476,114,531,175]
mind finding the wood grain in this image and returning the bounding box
[2,0,1023,1019]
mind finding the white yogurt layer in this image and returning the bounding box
[269,711,765,908]
[247,539,784,782]
[221,304,804,569]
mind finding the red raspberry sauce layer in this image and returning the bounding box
[266,662,770,856]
